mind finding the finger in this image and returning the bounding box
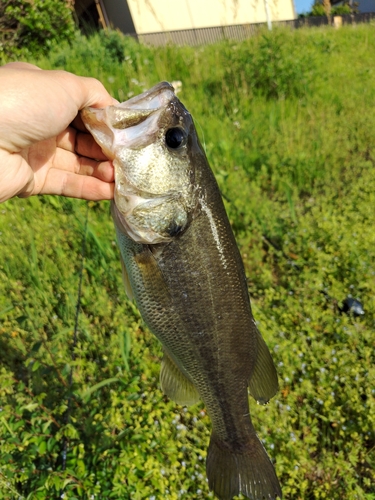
[71,113,89,132]
[40,168,115,200]
[67,73,117,110]
[77,159,114,182]
[52,147,114,181]
[57,127,108,160]
[2,62,41,71]
[76,131,109,160]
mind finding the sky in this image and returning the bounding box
[294,0,314,14]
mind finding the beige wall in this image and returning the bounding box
[126,0,296,34]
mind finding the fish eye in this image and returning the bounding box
[165,127,187,149]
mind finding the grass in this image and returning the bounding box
[0,24,375,499]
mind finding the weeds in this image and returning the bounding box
[0,25,374,499]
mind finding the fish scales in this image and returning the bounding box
[115,200,255,432]
[81,82,282,500]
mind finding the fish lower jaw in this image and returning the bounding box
[114,184,151,216]
[112,198,171,245]
[114,180,191,244]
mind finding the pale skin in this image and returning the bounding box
[0,62,117,203]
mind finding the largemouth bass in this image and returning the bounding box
[81,82,282,500]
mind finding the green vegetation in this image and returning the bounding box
[299,0,357,17]
[1,25,375,499]
[0,0,75,59]
[309,1,356,16]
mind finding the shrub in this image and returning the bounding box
[0,0,75,59]
[311,2,327,16]
[331,3,356,15]
[310,1,357,16]
[222,30,314,100]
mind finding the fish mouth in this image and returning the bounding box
[81,81,176,155]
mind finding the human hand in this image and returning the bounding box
[0,62,117,203]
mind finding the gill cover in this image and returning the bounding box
[81,82,195,244]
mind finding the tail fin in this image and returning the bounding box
[206,432,282,500]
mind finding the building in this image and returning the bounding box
[75,0,297,40]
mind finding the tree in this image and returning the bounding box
[323,0,331,21]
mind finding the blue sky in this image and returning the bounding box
[294,0,314,13]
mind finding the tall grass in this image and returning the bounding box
[0,25,374,499]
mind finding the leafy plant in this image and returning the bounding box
[0,0,75,59]
[331,3,356,15]
[219,30,315,101]
[311,2,327,16]
[310,0,357,16]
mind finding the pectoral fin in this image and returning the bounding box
[248,327,279,405]
[160,350,200,406]
[119,254,134,301]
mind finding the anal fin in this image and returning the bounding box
[248,327,279,405]
[160,350,200,406]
